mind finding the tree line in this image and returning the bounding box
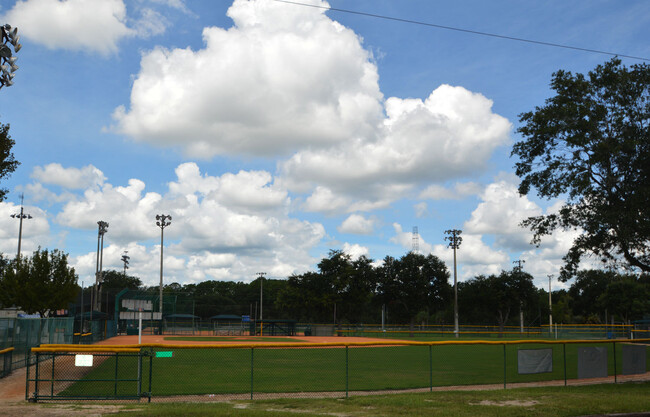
[5,248,647,326]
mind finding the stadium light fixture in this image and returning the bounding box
[1,24,22,90]
[444,229,462,338]
[156,214,172,323]
[92,221,109,316]
[10,194,32,260]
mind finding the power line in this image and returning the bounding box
[272,0,650,62]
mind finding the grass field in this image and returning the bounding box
[97,382,650,416]
[57,341,649,398]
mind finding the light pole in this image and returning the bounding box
[156,214,172,325]
[513,260,526,333]
[444,229,462,338]
[92,221,108,314]
[0,24,21,90]
[257,272,265,336]
[548,274,553,335]
[10,193,31,259]
[121,251,130,277]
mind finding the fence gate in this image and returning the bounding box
[27,347,148,402]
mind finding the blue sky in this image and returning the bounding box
[0,0,648,289]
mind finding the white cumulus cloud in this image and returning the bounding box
[112,0,383,157]
[31,163,106,189]
[3,0,135,54]
[338,214,375,235]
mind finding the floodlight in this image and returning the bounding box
[0,45,10,58]
[13,43,21,52]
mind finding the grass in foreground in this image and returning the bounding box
[101,382,650,416]
[60,343,649,397]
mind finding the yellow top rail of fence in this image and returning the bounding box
[0,347,14,355]
[32,338,650,353]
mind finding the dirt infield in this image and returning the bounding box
[94,334,382,345]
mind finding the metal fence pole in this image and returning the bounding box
[50,354,55,399]
[148,351,153,403]
[429,345,433,392]
[345,346,349,398]
[114,352,119,396]
[137,351,142,398]
[34,351,39,402]
[502,344,506,389]
[563,343,567,386]
[250,347,254,400]
[613,342,617,384]
[24,349,29,401]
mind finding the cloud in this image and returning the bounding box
[463,176,541,250]
[112,0,383,158]
[338,214,375,235]
[169,163,288,215]
[342,242,369,260]
[419,182,482,200]
[47,162,326,285]
[31,163,106,189]
[3,0,135,54]
[281,85,511,209]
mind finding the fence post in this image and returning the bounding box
[250,347,254,400]
[50,353,55,399]
[429,345,433,392]
[345,346,349,398]
[563,343,567,386]
[613,342,617,384]
[502,344,506,389]
[34,351,39,402]
[137,350,142,398]
[114,352,119,396]
[148,350,153,403]
[24,349,30,401]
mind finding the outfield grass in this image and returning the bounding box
[59,341,649,398]
[104,382,650,417]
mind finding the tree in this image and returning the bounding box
[377,252,450,325]
[459,270,537,333]
[100,269,143,291]
[512,59,650,280]
[0,119,19,202]
[598,276,649,323]
[0,248,78,316]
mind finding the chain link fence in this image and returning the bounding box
[0,317,117,376]
[26,338,650,402]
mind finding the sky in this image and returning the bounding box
[0,0,648,290]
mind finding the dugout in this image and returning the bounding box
[164,314,201,335]
[250,319,297,336]
[210,315,245,336]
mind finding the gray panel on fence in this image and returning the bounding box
[622,344,646,375]
[518,348,553,374]
[577,346,608,379]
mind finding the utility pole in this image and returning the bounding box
[445,229,462,338]
[513,260,526,333]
